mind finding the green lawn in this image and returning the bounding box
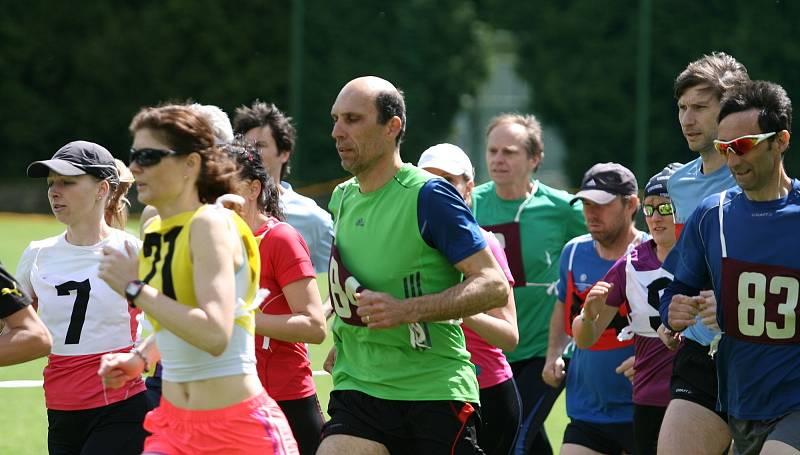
[0,213,568,454]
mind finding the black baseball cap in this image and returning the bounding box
[644,162,682,199]
[27,141,119,182]
[570,162,638,205]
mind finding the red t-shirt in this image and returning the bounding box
[253,218,318,401]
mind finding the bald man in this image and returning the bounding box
[319,76,510,454]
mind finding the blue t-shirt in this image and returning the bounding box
[662,157,737,345]
[418,178,487,264]
[662,180,800,419]
[557,234,634,424]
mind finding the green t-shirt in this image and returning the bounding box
[472,180,586,361]
[328,164,479,402]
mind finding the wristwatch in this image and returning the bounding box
[124,280,145,308]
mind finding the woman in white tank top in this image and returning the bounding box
[18,141,149,455]
[96,104,297,455]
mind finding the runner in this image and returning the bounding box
[225,140,327,455]
[18,141,149,455]
[572,164,681,455]
[658,52,749,455]
[319,76,509,454]
[471,113,586,455]
[233,101,334,274]
[663,80,800,455]
[419,143,521,455]
[96,104,298,454]
[543,162,643,455]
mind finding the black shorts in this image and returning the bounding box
[633,404,667,455]
[277,394,325,455]
[670,338,727,420]
[47,391,151,455]
[562,419,635,455]
[322,389,482,454]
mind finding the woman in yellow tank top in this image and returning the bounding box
[96,104,298,455]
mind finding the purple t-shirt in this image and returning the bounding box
[603,240,677,407]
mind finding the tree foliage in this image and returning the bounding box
[478,0,800,184]
[0,1,489,190]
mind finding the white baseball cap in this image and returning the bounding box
[417,143,474,180]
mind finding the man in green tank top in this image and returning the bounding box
[471,114,586,454]
[318,76,510,455]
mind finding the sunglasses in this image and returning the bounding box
[713,132,776,157]
[129,148,185,167]
[643,202,674,217]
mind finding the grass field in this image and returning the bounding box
[0,213,568,454]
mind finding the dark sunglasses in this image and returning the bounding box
[643,202,674,217]
[129,148,185,167]
[713,132,776,157]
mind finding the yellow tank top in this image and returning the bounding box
[140,205,261,382]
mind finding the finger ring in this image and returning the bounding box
[365,315,371,323]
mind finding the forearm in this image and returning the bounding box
[134,285,232,356]
[572,313,599,349]
[572,305,617,349]
[255,312,326,344]
[546,300,570,359]
[408,269,508,322]
[0,327,51,366]
[462,312,518,352]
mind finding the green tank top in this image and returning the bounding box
[328,164,479,402]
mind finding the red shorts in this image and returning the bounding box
[143,392,298,455]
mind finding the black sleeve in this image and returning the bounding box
[0,264,31,319]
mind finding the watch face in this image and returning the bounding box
[126,281,142,299]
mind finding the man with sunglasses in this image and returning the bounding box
[656,52,750,455]
[662,80,800,454]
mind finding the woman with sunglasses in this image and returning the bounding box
[572,163,683,455]
[97,104,298,455]
[223,140,326,455]
[17,141,148,455]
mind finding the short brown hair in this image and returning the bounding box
[487,113,545,170]
[232,100,296,181]
[130,104,238,204]
[674,52,749,100]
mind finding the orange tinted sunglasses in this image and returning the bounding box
[713,132,776,157]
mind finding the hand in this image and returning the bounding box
[667,294,703,331]
[542,356,566,388]
[355,290,411,329]
[323,346,337,374]
[98,243,139,296]
[657,324,681,351]
[584,281,613,321]
[698,290,720,331]
[97,352,145,389]
[615,355,635,382]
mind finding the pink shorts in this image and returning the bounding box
[143,392,298,455]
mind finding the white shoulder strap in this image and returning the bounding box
[718,191,727,258]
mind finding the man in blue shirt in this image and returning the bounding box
[544,163,644,455]
[663,80,800,455]
[657,52,749,455]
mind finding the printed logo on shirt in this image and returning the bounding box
[751,212,773,217]
[355,218,365,227]
[1,283,22,298]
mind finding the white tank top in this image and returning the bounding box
[17,229,141,355]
